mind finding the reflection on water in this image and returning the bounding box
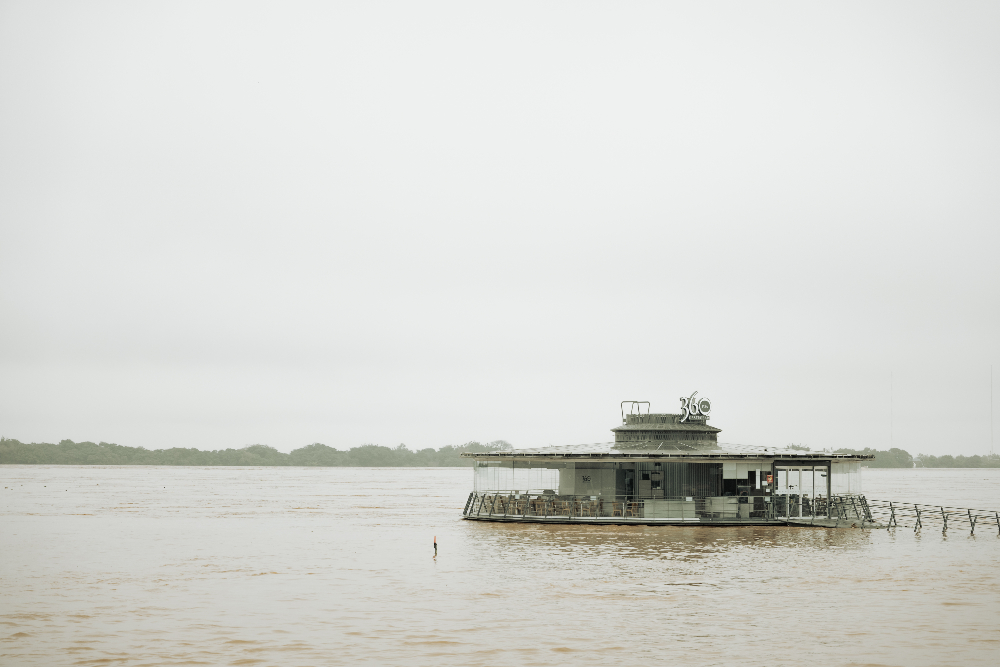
[1,466,999,666]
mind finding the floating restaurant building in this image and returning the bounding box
[461,397,875,525]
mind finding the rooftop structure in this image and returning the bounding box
[461,395,874,525]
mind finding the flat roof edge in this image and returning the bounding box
[459,452,876,460]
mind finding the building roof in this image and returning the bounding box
[460,441,874,460]
[612,423,722,433]
[611,412,721,434]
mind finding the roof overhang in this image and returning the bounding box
[612,423,721,433]
[460,451,874,461]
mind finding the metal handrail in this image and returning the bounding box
[463,491,1000,532]
[621,401,651,421]
[465,493,781,521]
[864,498,1000,534]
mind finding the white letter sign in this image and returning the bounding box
[679,391,711,423]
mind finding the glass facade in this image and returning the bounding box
[473,460,561,494]
[830,461,862,495]
[467,457,867,522]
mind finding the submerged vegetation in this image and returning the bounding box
[0,437,511,466]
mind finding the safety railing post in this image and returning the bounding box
[850,497,866,529]
[860,496,873,522]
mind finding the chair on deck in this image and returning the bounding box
[532,498,546,516]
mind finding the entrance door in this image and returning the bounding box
[775,466,829,518]
[616,467,635,500]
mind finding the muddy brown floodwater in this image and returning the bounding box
[2,466,999,666]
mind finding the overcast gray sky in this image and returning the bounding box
[1,1,998,456]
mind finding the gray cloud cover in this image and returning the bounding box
[1,2,997,455]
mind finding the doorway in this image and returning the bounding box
[774,465,830,518]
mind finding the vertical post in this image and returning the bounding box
[914,506,921,532]
[826,462,832,519]
[888,502,895,529]
[510,457,516,517]
[859,495,873,522]
[969,509,976,535]
[798,469,803,518]
[941,506,947,532]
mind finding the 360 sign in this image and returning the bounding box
[679,392,711,423]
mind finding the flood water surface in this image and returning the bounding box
[2,466,999,666]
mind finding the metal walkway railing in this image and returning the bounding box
[462,492,779,521]
[461,491,1000,533]
[864,499,1000,534]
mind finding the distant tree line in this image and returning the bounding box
[912,453,1000,468]
[0,437,511,466]
[3,437,997,468]
[832,447,1000,468]
[833,447,915,468]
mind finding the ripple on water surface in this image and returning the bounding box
[1,466,999,666]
